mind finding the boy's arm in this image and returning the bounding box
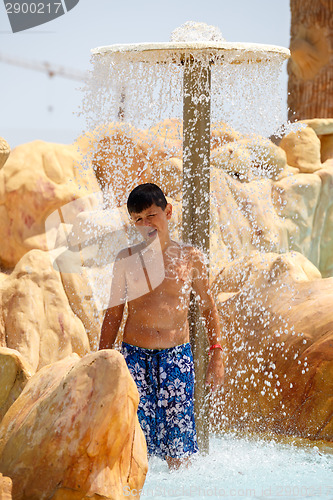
[201,306,225,391]
[99,250,127,350]
[191,248,225,391]
[99,303,125,349]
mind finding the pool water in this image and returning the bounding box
[140,434,333,499]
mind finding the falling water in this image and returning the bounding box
[83,43,287,139]
[47,20,333,496]
[142,434,333,499]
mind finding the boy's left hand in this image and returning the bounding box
[205,349,225,391]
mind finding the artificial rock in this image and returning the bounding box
[0,249,90,373]
[0,118,332,463]
[0,140,100,268]
[0,473,12,500]
[273,162,333,277]
[87,123,166,206]
[211,251,333,442]
[301,118,333,163]
[279,125,322,173]
[0,139,10,170]
[0,350,148,500]
[211,136,287,181]
[0,348,31,423]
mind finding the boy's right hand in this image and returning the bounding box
[205,349,225,392]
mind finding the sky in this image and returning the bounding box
[0,0,291,148]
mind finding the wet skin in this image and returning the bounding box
[99,203,224,468]
[99,203,224,386]
[124,240,199,349]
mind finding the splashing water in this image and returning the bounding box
[81,35,289,220]
[83,47,287,139]
[59,22,333,487]
[142,435,333,499]
[170,21,225,42]
[74,27,323,430]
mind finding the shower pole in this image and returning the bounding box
[182,55,211,454]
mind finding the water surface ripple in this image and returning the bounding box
[141,434,333,499]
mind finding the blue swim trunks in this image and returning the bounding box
[121,342,199,459]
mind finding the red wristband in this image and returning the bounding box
[209,344,223,352]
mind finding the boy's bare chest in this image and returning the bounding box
[124,243,194,303]
[163,251,192,283]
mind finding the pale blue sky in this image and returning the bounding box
[0,0,290,147]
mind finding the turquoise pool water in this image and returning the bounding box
[139,434,333,499]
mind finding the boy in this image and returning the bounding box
[99,183,224,469]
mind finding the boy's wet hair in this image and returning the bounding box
[127,183,167,214]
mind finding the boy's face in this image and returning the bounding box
[130,203,172,242]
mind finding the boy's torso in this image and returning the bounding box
[123,241,195,349]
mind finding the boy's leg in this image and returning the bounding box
[166,456,191,470]
[156,343,198,462]
[121,343,157,455]
[121,342,198,464]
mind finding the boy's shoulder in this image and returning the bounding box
[176,241,208,266]
[116,241,146,260]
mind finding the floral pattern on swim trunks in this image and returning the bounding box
[121,342,199,459]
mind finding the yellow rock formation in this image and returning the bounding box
[211,136,287,181]
[149,118,183,156]
[149,119,242,157]
[302,118,333,163]
[0,138,10,170]
[0,140,100,268]
[0,250,90,373]
[0,348,31,423]
[59,270,104,352]
[210,122,243,149]
[273,161,333,277]
[0,473,12,500]
[0,350,148,500]
[279,125,322,173]
[86,123,166,206]
[211,251,333,442]
[0,115,332,493]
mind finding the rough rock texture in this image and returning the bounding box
[210,168,288,269]
[211,142,252,180]
[87,123,166,206]
[149,118,183,157]
[0,250,90,373]
[273,162,333,278]
[210,122,243,149]
[0,116,331,463]
[302,118,333,163]
[59,271,104,352]
[151,157,182,199]
[279,126,322,173]
[149,120,243,197]
[0,140,100,269]
[0,351,148,500]
[211,136,287,181]
[0,348,31,423]
[0,139,10,170]
[0,473,12,500]
[303,118,333,135]
[211,251,333,442]
[149,119,241,158]
[319,134,333,164]
[210,133,333,279]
